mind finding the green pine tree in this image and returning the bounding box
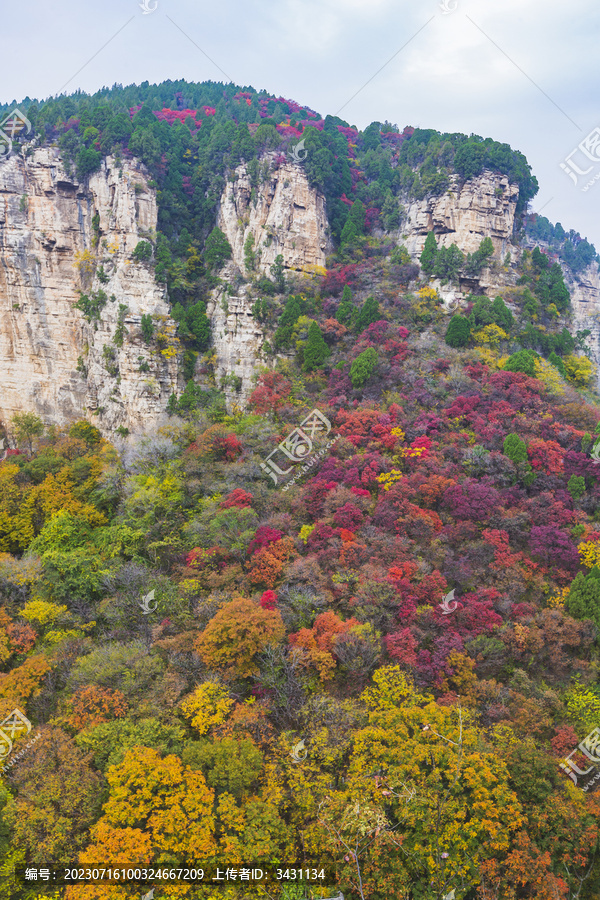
[504,349,538,377]
[355,296,381,333]
[503,434,528,464]
[420,231,438,277]
[548,351,566,376]
[445,314,471,348]
[350,348,378,388]
[303,322,330,371]
[491,296,514,331]
[340,218,358,247]
[204,227,232,272]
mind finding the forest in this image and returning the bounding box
[0,80,600,899]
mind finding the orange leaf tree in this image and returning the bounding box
[197,598,285,679]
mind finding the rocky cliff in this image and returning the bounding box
[217,156,332,276]
[0,147,179,438]
[560,262,600,386]
[209,157,332,408]
[397,169,600,390]
[400,170,519,258]
[205,263,266,410]
[3,143,600,433]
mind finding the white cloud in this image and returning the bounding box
[0,0,598,246]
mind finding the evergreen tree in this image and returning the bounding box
[303,322,330,371]
[382,190,400,230]
[270,254,285,291]
[186,302,211,350]
[336,299,356,328]
[567,475,586,500]
[347,199,366,235]
[355,296,381,333]
[350,348,378,388]
[565,570,600,630]
[433,244,464,283]
[420,231,438,277]
[548,351,566,376]
[274,294,304,348]
[204,227,232,272]
[491,296,514,331]
[340,218,358,247]
[445,314,471,348]
[503,434,528,464]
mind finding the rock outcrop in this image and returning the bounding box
[564,262,600,387]
[217,156,332,276]
[210,156,332,408]
[0,147,179,437]
[205,265,265,410]
[401,170,519,258]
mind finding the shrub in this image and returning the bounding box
[141,314,154,343]
[504,349,538,377]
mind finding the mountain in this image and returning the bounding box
[1,79,599,436]
[0,80,599,898]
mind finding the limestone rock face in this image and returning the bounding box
[402,171,519,258]
[217,157,332,276]
[205,265,265,410]
[210,156,332,408]
[566,262,600,386]
[0,147,179,436]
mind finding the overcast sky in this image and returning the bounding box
[1,0,598,249]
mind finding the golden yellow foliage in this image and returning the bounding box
[577,540,600,569]
[376,469,404,491]
[417,286,438,302]
[20,600,68,626]
[533,357,565,397]
[473,324,508,347]
[180,681,234,736]
[564,353,595,387]
[546,585,570,608]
